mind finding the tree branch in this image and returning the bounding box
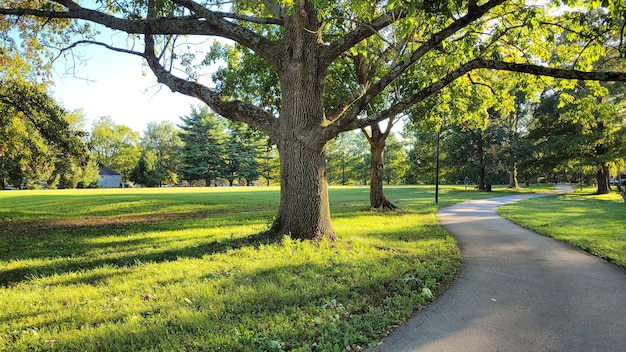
[142,35,279,139]
[326,34,410,124]
[324,7,407,65]
[325,84,368,123]
[337,0,507,128]
[467,73,496,95]
[1,0,282,65]
[55,40,144,59]
[335,58,626,132]
[211,11,283,25]
[478,59,626,81]
[169,0,282,65]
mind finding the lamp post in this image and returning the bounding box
[435,124,441,203]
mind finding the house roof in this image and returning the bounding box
[99,165,121,176]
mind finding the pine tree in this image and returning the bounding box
[178,106,227,186]
[130,150,165,187]
[223,122,262,186]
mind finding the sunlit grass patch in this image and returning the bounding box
[499,188,626,268]
[0,185,525,351]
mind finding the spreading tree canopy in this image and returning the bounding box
[89,116,141,181]
[0,49,88,188]
[4,0,626,239]
[141,121,183,185]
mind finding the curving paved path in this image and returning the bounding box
[369,185,626,352]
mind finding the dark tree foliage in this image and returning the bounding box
[0,79,88,189]
[130,150,165,187]
[525,84,626,194]
[223,121,263,186]
[405,130,438,185]
[178,106,226,186]
[445,116,510,190]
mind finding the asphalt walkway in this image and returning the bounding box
[369,185,626,352]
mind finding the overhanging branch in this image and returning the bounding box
[143,35,279,139]
[335,58,626,132]
[478,59,626,81]
[1,0,282,65]
[338,0,507,127]
[55,40,144,59]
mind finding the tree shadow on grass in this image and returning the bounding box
[0,213,281,287]
[1,208,461,351]
[9,258,439,351]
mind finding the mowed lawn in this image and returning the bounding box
[499,187,626,269]
[0,185,538,351]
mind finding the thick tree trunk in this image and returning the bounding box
[269,139,335,241]
[509,165,519,189]
[267,2,336,241]
[370,143,397,211]
[596,163,610,194]
[365,125,397,211]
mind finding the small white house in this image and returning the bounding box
[98,165,123,188]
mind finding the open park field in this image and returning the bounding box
[499,187,626,269]
[2,184,620,351]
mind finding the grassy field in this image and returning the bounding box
[499,187,626,269]
[0,185,540,351]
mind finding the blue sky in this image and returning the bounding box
[51,40,203,134]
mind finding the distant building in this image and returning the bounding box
[98,165,123,188]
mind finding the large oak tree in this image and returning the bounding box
[4,0,626,240]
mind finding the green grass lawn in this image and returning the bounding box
[0,185,535,351]
[499,187,626,269]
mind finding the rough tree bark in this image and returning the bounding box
[266,2,336,241]
[363,123,398,211]
[596,162,610,194]
[509,165,519,189]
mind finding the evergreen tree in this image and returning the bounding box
[130,150,164,187]
[223,122,262,186]
[178,106,226,186]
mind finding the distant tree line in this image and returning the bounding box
[404,79,626,194]
[2,46,624,191]
[3,88,624,191]
[91,106,276,188]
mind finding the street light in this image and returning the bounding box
[435,125,441,203]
